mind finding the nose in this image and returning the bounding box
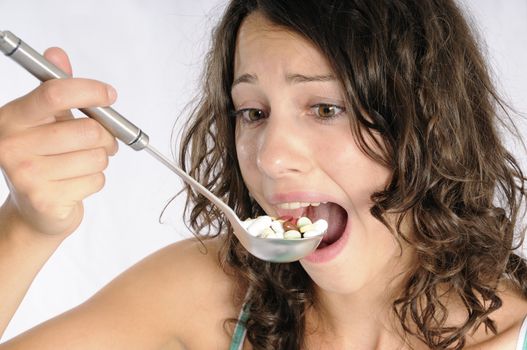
[256,115,313,179]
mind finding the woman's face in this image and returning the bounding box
[232,12,406,294]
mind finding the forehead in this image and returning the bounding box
[234,12,333,77]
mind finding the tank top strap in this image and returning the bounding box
[516,314,527,350]
[229,302,250,350]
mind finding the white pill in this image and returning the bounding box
[314,219,328,233]
[247,216,273,236]
[299,223,316,233]
[284,230,302,239]
[296,217,312,227]
[270,220,285,234]
[260,227,276,238]
[303,230,324,238]
[241,218,255,229]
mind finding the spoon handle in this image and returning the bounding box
[0,30,150,151]
[144,145,240,223]
[0,30,241,227]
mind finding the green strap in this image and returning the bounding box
[229,304,250,350]
[520,315,527,350]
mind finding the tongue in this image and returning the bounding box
[305,203,347,244]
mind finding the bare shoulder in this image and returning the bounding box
[0,236,242,350]
[84,235,242,348]
[465,280,527,349]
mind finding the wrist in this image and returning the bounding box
[0,196,66,250]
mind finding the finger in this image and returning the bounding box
[53,172,107,203]
[55,109,75,122]
[16,118,119,156]
[43,47,73,76]
[38,148,110,181]
[43,48,75,122]
[2,78,117,129]
[16,173,106,225]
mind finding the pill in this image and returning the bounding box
[242,218,255,228]
[247,216,273,236]
[303,230,323,238]
[261,227,277,238]
[244,214,327,241]
[270,220,285,234]
[313,219,328,233]
[284,230,302,239]
[283,221,297,231]
[299,223,317,233]
[296,217,312,227]
[274,230,285,239]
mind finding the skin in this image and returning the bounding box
[232,13,527,349]
[232,12,409,347]
[0,11,526,350]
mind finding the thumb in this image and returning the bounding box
[43,47,73,76]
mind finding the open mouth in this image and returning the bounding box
[304,202,348,249]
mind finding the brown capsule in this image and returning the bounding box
[282,221,297,232]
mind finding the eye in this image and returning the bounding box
[311,104,345,120]
[233,108,268,123]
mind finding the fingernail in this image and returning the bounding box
[107,85,117,101]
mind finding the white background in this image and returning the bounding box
[0,0,525,341]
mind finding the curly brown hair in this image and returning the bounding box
[177,0,527,348]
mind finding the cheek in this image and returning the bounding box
[345,159,390,208]
[235,128,259,187]
[318,132,391,209]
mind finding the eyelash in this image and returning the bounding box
[309,104,346,122]
[232,104,346,124]
[232,108,267,124]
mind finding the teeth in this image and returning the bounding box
[277,202,323,209]
[276,202,301,209]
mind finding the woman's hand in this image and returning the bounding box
[0,47,118,240]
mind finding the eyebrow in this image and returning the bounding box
[232,73,257,87]
[231,73,336,88]
[286,73,336,83]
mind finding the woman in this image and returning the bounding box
[0,0,526,349]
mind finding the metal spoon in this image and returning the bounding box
[0,30,324,263]
[145,146,324,263]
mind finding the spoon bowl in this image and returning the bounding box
[231,215,324,262]
[0,30,323,263]
[145,146,324,263]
